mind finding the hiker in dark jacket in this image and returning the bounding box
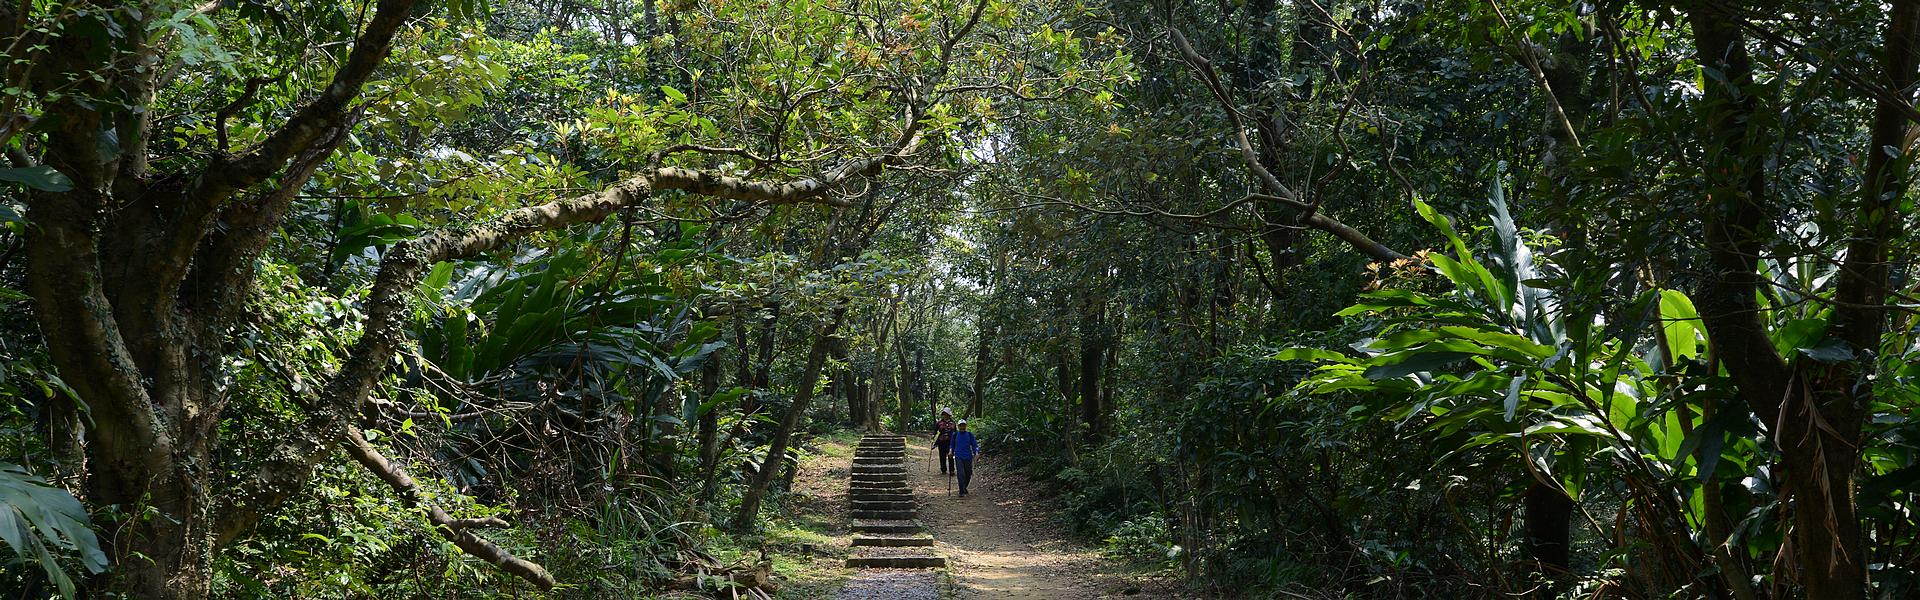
[952,419,981,496]
[932,407,957,473]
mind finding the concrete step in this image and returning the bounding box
[851,534,936,547]
[845,555,946,568]
[850,489,913,499]
[851,497,913,506]
[851,499,915,511]
[845,548,945,569]
[851,509,917,520]
[850,484,908,494]
[852,519,923,534]
[852,473,906,483]
[852,466,907,475]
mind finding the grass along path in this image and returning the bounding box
[727,430,862,599]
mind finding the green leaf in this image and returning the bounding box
[422,261,455,290]
[1798,337,1854,363]
[1502,372,1527,421]
[0,464,105,598]
[1773,318,1828,357]
[661,85,687,103]
[1522,414,1615,438]
[0,166,74,192]
[1271,347,1349,363]
[1657,289,1702,362]
[1364,351,1475,380]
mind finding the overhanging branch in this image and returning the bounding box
[274,151,910,586]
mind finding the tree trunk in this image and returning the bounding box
[88,453,214,598]
[845,375,861,427]
[732,310,846,530]
[1077,307,1104,445]
[1521,483,1574,582]
[835,335,855,424]
[863,371,883,431]
[970,317,995,419]
[851,371,872,431]
[1683,3,1920,595]
[753,305,779,389]
[1054,349,1079,465]
[894,331,912,431]
[1100,340,1117,439]
[872,299,899,429]
[697,357,722,501]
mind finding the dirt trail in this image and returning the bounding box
[902,434,1184,600]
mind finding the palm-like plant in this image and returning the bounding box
[1278,185,1770,596]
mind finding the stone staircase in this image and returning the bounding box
[845,434,945,569]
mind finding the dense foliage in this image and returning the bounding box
[3,0,1919,598]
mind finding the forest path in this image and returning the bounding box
[902,434,1185,600]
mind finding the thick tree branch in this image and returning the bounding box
[344,427,556,589]
[152,0,420,300]
[109,0,418,380]
[202,0,419,196]
[24,200,176,473]
[188,112,359,331]
[1249,193,1403,262]
[220,148,908,573]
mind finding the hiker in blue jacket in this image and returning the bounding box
[951,419,981,496]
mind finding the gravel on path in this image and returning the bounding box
[834,570,939,600]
